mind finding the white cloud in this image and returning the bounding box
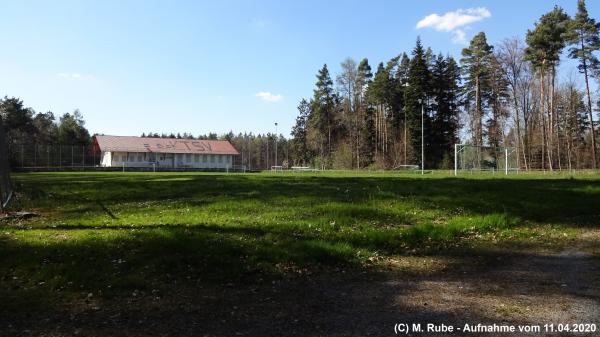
[452,29,467,44]
[57,72,83,79]
[416,7,491,44]
[255,91,282,103]
[416,8,491,31]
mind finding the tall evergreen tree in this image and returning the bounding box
[308,64,336,167]
[405,37,432,165]
[354,59,373,168]
[566,0,599,168]
[360,106,376,167]
[461,32,494,147]
[367,62,392,157]
[291,99,312,165]
[431,55,461,168]
[525,6,570,169]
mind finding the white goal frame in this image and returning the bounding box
[454,144,518,176]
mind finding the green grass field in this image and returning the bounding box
[1,171,599,335]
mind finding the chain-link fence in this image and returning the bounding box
[0,119,12,211]
[9,144,101,169]
[8,144,250,172]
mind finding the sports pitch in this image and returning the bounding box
[1,171,599,335]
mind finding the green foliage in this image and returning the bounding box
[461,32,494,146]
[525,6,570,69]
[0,96,92,147]
[430,54,461,168]
[566,0,600,72]
[308,64,337,167]
[0,97,35,145]
[405,37,432,163]
[57,110,91,145]
[291,99,312,166]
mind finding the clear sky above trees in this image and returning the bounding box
[0,1,598,137]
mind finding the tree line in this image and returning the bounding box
[289,0,600,170]
[0,96,91,147]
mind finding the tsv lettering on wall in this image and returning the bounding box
[142,140,214,152]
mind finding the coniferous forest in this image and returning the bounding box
[280,1,600,170]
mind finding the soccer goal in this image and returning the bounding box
[454,144,518,176]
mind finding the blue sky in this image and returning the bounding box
[1,0,598,137]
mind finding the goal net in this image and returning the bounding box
[454,144,518,175]
[0,118,13,211]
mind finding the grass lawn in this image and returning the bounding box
[1,171,599,336]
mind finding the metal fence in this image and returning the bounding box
[0,119,12,211]
[9,144,101,169]
[8,144,251,172]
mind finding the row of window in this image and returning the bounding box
[115,152,231,164]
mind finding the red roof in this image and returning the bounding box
[94,135,239,155]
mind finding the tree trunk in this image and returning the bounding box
[582,38,598,169]
[540,69,546,170]
[548,66,555,171]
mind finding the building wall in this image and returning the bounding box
[100,151,112,167]
[101,151,233,169]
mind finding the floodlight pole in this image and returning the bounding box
[505,148,508,175]
[274,122,278,167]
[454,144,458,176]
[419,99,424,175]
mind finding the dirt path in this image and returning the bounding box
[5,231,600,337]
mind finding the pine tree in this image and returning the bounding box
[360,106,376,167]
[354,59,373,168]
[291,99,312,165]
[525,6,570,169]
[566,0,599,168]
[430,54,461,168]
[461,32,494,148]
[405,37,432,165]
[308,64,336,168]
[367,62,392,158]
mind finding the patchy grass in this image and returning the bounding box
[1,171,599,332]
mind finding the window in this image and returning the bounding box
[194,154,200,163]
[218,156,222,163]
[202,155,207,163]
[137,153,143,162]
[186,154,191,163]
[210,155,215,163]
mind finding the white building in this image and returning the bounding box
[94,135,239,169]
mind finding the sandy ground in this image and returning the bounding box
[3,230,599,337]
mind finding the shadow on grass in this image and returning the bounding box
[12,173,600,228]
[1,173,599,334]
[1,226,598,336]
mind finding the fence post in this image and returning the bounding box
[505,148,508,175]
[454,144,458,176]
